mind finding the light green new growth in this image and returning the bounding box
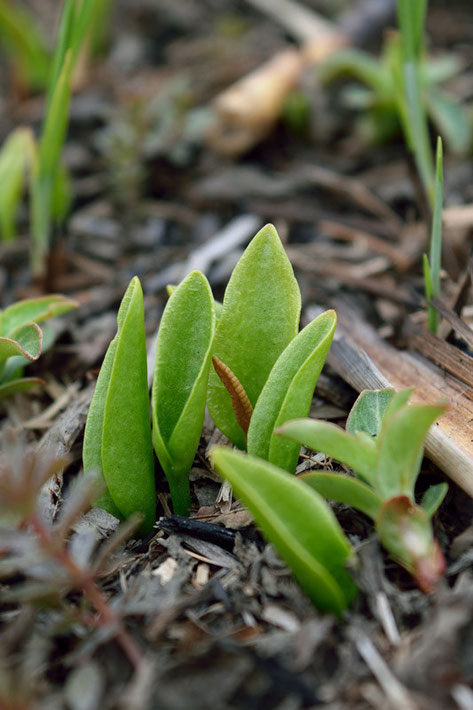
[278,388,448,591]
[423,137,444,333]
[83,277,156,533]
[0,294,77,400]
[211,447,357,615]
[208,224,301,449]
[152,271,216,515]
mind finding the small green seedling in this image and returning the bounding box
[32,0,99,274]
[279,388,447,592]
[152,271,216,515]
[208,224,337,474]
[0,294,77,400]
[322,0,470,202]
[211,446,357,615]
[423,137,443,334]
[83,277,156,534]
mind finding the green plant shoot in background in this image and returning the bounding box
[211,446,357,615]
[423,137,443,334]
[0,295,77,400]
[279,388,447,592]
[321,0,470,205]
[152,271,216,515]
[83,277,156,534]
[0,0,111,273]
[208,224,337,474]
[0,0,50,90]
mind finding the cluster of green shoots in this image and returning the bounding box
[322,0,471,196]
[0,294,76,400]
[83,224,448,614]
[324,0,449,334]
[0,0,108,273]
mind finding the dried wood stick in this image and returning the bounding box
[207,0,396,155]
[319,301,473,497]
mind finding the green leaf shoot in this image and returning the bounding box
[247,309,337,472]
[420,481,448,517]
[0,128,36,242]
[83,277,156,533]
[376,401,446,499]
[152,271,216,515]
[210,446,357,614]
[278,388,448,591]
[0,0,50,89]
[423,136,444,334]
[208,224,301,448]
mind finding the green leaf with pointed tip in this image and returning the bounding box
[277,418,377,486]
[376,401,446,499]
[211,447,357,614]
[346,388,395,439]
[248,309,336,472]
[0,377,44,401]
[83,277,155,532]
[208,224,301,448]
[420,482,448,518]
[0,294,77,336]
[152,271,216,515]
[0,323,42,364]
[301,472,383,520]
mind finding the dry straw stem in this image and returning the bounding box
[212,355,253,434]
[206,0,346,156]
[327,301,473,498]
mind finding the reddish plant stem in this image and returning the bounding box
[27,513,143,669]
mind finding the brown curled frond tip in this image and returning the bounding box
[212,356,253,434]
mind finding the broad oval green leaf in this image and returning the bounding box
[277,418,377,485]
[301,472,383,520]
[83,277,155,533]
[376,401,446,499]
[0,322,42,364]
[0,294,77,336]
[208,224,301,448]
[247,309,336,472]
[152,271,215,515]
[211,447,357,614]
[346,388,395,439]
